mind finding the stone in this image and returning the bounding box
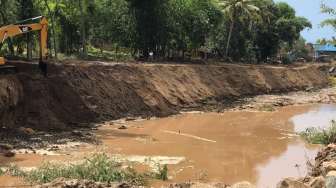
[309,176,326,188]
[118,125,128,130]
[72,130,84,137]
[326,171,336,188]
[322,161,336,174]
[0,144,13,150]
[277,178,310,188]
[3,150,15,157]
[231,181,255,188]
[18,127,35,135]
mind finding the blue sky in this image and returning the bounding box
[275,0,335,43]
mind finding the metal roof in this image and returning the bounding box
[313,44,336,52]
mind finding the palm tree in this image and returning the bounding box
[218,0,259,56]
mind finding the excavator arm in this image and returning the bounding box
[0,16,48,75]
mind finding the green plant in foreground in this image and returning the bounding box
[5,154,168,186]
[258,104,275,112]
[300,120,336,145]
[329,76,336,87]
[154,164,168,181]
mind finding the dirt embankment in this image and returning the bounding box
[0,61,330,131]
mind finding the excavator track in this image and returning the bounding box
[0,65,18,75]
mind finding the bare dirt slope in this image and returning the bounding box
[0,61,329,130]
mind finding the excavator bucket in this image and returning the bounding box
[0,57,18,74]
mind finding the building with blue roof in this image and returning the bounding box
[313,44,336,59]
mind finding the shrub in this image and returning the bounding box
[300,120,336,145]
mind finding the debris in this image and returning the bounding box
[118,125,128,130]
[18,127,35,135]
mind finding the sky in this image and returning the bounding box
[275,0,335,43]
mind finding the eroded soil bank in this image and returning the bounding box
[0,61,330,131]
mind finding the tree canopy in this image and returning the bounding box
[0,0,311,63]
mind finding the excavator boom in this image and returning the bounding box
[0,16,48,75]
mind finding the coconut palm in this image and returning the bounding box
[218,0,259,56]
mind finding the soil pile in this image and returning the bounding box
[0,61,330,130]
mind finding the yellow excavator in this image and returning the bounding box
[0,16,48,75]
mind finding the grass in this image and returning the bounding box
[300,120,336,145]
[258,104,275,112]
[4,154,168,186]
[87,46,133,61]
[329,76,336,87]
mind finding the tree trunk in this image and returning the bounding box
[44,0,59,60]
[7,39,14,57]
[225,20,234,57]
[79,0,87,58]
[27,34,33,60]
[51,20,58,59]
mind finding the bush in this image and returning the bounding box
[5,153,169,186]
[300,120,336,145]
[282,55,293,64]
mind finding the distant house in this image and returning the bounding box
[313,44,336,60]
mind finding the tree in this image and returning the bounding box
[218,0,259,56]
[321,1,336,31]
[79,0,87,58]
[0,0,17,56]
[127,0,170,58]
[45,0,60,59]
[17,0,37,60]
[0,0,313,63]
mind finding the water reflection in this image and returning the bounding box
[291,104,336,132]
[256,142,318,188]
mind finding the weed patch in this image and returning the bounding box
[258,104,275,112]
[5,154,168,185]
[329,77,336,87]
[300,120,336,145]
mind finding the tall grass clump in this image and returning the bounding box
[300,120,336,145]
[329,76,336,87]
[5,154,168,186]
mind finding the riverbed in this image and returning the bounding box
[1,104,336,187]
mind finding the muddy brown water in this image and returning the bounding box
[1,104,336,187]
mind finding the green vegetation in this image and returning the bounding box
[258,104,275,112]
[0,168,4,176]
[4,154,168,186]
[321,2,336,31]
[300,120,336,145]
[329,76,336,87]
[317,2,336,44]
[0,0,311,62]
[155,164,168,181]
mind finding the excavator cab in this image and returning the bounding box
[0,16,48,75]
